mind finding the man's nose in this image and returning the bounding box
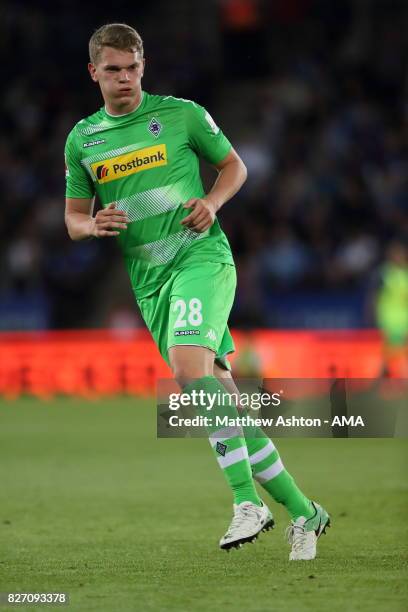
[119,69,131,82]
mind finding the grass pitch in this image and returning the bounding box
[0,397,407,611]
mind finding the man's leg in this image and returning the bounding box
[169,345,262,507]
[213,363,314,520]
[214,364,331,559]
[169,345,273,548]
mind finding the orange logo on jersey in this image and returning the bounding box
[96,165,109,180]
[91,144,167,184]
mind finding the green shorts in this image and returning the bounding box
[136,263,237,369]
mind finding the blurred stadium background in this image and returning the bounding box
[0,0,407,390]
[0,4,407,611]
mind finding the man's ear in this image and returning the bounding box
[88,62,98,82]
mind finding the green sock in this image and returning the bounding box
[243,425,314,520]
[183,376,262,507]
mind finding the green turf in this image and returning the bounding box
[0,398,407,611]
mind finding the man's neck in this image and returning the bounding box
[105,92,143,117]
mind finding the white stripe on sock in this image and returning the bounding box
[254,458,284,483]
[217,445,249,469]
[209,426,243,447]
[249,440,276,466]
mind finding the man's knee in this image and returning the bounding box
[171,358,209,388]
[171,364,206,389]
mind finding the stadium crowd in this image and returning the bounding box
[0,0,407,329]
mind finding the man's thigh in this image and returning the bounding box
[168,263,236,358]
[137,263,236,366]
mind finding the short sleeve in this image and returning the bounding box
[65,129,95,199]
[185,102,232,165]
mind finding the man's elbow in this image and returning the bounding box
[64,215,73,240]
[239,159,248,185]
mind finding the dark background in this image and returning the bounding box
[1,0,407,331]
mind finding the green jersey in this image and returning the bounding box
[377,263,408,331]
[65,91,234,298]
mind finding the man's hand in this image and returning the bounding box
[91,203,129,237]
[180,198,217,233]
[179,149,247,233]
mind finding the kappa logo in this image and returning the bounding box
[95,165,109,180]
[215,442,227,457]
[206,329,217,342]
[148,117,162,138]
[83,139,106,148]
[91,144,167,184]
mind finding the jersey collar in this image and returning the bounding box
[103,91,146,120]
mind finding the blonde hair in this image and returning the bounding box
[89,23,144,64]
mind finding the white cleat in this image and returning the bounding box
[220,501,274,551]
[286,501,330,561]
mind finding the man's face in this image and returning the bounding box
[88,47,145,112]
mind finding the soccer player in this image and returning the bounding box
[376,239,408,377]
[64,23,330,560]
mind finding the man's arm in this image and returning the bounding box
[181,148,247,233]
[65,198,129,240]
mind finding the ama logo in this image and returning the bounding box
[96,165,109,180]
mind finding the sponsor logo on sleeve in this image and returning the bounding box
[91,144,167,184]
[205,111,220,134]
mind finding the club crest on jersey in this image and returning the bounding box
[148,117,162,138]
